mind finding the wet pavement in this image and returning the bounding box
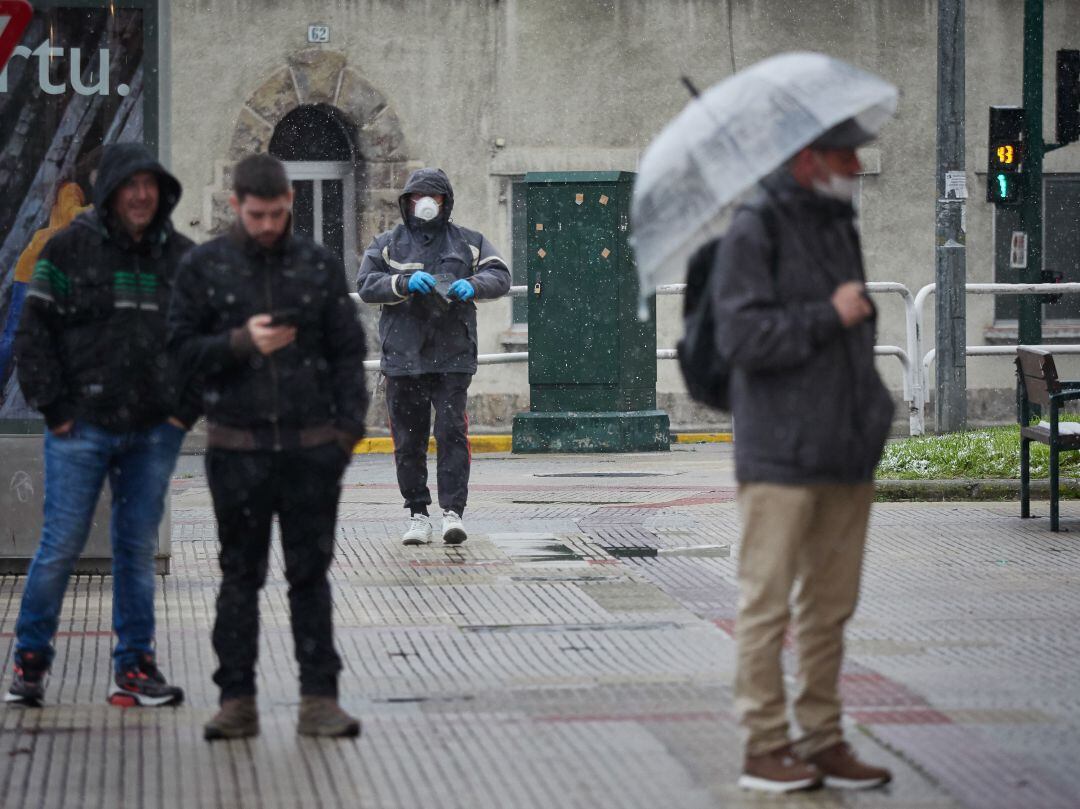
[1,443,1078,808]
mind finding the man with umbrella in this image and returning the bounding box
[715,124,895,793]
[633,54,897,793]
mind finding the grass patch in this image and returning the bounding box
[877,416,1080,480]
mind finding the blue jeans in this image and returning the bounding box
[14,421,184,673]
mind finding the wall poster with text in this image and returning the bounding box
[0,0,159,423]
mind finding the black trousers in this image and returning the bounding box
[205,443,348,701]
[385,372,471,515]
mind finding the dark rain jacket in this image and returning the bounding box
[14,142,198,431]
[167,223,369,451]
[356,168,511,376]
[712,172,894,484]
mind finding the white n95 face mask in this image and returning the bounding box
[811,153,858,202]
[812,173,858,202]
[413,196,440,221]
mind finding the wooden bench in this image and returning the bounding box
[1015,347,1080,531]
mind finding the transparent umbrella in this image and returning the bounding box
[631,51,898,299]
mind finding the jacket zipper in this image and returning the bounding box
[263,258,282,451]
[133,253,142,407]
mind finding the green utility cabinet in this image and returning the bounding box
[512,172,670,453]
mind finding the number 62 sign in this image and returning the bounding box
[307,24,329,44]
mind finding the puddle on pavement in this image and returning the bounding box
[532,471,683,478]
[602,546,659,558]
[488,534,586,564]
[511,500,637,505]
[510,575,613,582]
[376,694,476,705]
[462,620,686,634]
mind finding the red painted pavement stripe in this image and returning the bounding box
[0,630,113,638]
[850,709,952,725]
[535,710,730,724]
[603,491,738,509]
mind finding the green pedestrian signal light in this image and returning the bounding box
[987,105,1024,205]
[993,172,1019,203]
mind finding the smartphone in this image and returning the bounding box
[432,273,456,306]
[268,307,301,327]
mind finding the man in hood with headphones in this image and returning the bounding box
[358,168,510,545]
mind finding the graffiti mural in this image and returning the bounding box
[0,3,156,420]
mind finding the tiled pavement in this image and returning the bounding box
[1,444,1078,808]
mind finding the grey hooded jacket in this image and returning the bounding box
[712,172,894,485]
[356,169,511,376]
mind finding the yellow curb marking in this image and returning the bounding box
[354,433,733,454]
[672,433,733,444]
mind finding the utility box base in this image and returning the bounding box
[0,435,171,575]
[512,410,670,453]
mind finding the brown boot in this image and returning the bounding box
[807,742,892,789]
[204,696,259,740]
[297,696,361,738]
[738,745,822,793]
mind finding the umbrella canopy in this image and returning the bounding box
[631,52,898,296]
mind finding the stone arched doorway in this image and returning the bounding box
[203,49,418,270]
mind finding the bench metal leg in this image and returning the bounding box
[1021,438,1031,518]
[1051,446,1060,532]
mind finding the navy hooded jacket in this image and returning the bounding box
[356,168,511,376]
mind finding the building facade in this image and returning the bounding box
[3,0,1080,430]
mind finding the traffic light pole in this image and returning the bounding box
[1019,0,1045,347]
[935,0,967,432]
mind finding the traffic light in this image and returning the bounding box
[987,106,1024,204]
[1058,50,1080,146]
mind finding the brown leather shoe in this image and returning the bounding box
[807,742,892,789]
[204,696,258,740]
[738,745,822,793]
[297,696,361,738]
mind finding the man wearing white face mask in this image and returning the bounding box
[711,118,895,793]
[358,168,510,546]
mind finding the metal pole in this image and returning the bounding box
[934,0,967,432]
[1019,0,1045,347]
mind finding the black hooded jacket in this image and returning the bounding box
[14,142,198,430]
[166,219,369,450]
[356,168,511,376]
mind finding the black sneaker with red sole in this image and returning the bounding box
[4,652,48,707]
[108,654,184,707]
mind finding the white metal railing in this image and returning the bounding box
[354,283,1080,437]
[912,282,1080,434]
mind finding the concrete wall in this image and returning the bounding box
[165,0,1080,430]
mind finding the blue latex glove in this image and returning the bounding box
[407,271,436,294]
[449,279,475,301]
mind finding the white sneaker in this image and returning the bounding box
[402,514,432,546]
[441,510,467,545]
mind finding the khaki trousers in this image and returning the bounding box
[734,482,874,757]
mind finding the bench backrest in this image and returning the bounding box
[1016,348,1061,409]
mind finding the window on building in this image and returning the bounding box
[995,174,1080,322]
[269,104,358,268]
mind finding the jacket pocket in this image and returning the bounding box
[436,256,471,280]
